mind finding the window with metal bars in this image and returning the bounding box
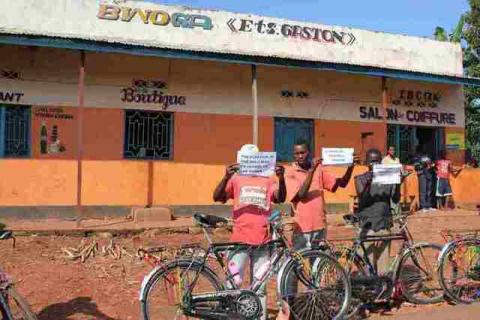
[123,110,173,160]
[0,105,31,158]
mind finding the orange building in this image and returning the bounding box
[0,1,478,218]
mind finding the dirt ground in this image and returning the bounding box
[0,231,479,320]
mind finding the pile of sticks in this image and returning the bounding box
[62,239,133,263]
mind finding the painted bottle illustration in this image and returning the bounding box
[40,121,48,154]
[49,125,59,154]
[51,125,58,143]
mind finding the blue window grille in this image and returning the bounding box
[0,105,31,158]
[123,110,174,160]
[274,117,314,162]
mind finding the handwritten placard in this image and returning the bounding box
[373,164,402,185]
[322,148,354,165]
[237,152,276,177]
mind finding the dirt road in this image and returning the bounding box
[0,232,479,320]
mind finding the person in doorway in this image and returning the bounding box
[212,144,286,320]
[434,150,463,210]
[413,147,435,213]
[285,140,358,250]
[382,145,400,165]
[354,148,399,275]
[382,145,409,216]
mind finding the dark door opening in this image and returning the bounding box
[388,125,444,163]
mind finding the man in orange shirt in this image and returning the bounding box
[213,144,286,320]
[286,141,358,250]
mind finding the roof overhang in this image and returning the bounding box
[2,34,480,87]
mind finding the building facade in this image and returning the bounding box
[0,0,478,217]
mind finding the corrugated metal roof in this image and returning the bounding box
[2,34,480,87]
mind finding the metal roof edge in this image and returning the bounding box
[1,34,479,87]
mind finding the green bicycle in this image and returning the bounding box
[139,211,352,320]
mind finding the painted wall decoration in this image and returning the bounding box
[227,18,356,45]
[0,70,21,80]
[32,106,77,158]
[280,90,310,99]
[392,89,442,108]
[357,86,460,127]
[97,4,213,30]
[359,106,456,125]
[120,79,186,110]
[0,90,24,103]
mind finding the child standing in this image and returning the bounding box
[435,150,463,210]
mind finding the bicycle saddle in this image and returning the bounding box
[193,213,228,228]
[343,214,359,225]
[0,230,12,240]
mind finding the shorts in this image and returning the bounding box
[436,178,453,197]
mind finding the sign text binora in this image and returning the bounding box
[97,4,213,30]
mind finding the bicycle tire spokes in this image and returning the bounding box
[442,243,480,303]
[286,255,347,320]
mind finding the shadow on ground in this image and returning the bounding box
[37,297,117,320]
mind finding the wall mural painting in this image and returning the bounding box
[33,106,76,158]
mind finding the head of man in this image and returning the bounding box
[365,148,382,171]
[293,140,311,169]
[387,146,396,158]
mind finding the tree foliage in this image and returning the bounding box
[463,0,480,161]
[435,0,480,161]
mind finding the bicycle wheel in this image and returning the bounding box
[398,243,443,304]
[2,287,38,320]
[140,259,223,320]
[334,249,368,319]
[279,250,351,320]
[438,238,480,304]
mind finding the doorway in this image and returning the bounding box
[387,125,444,163]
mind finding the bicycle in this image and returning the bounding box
[0,231,38,320]
[438,229,480,304]
[325,213,443,318]
[139,211,352,320]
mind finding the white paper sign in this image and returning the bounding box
[237,152,276,177]
[322,148,354,165]
[373,164,402,184]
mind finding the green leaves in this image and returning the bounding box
[436,1,480,161]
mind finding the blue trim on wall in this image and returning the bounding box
[0,107,5,157]
[1,34,480,87]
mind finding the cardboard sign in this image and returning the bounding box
[237,152,276,177]
[322,148,354,165]
[373,164,402,185]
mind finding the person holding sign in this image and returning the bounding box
[212,144,286,320]
[354,148,400,274]
[285,141,358,250]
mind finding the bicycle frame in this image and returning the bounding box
[186,222,298,300]
[143,218,317,314]
[338,216,432,285]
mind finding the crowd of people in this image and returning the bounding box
[212,142,465,319]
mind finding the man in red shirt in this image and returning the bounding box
[435,150,462,210]
[285,141,358,250]
[213,144,286,320]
